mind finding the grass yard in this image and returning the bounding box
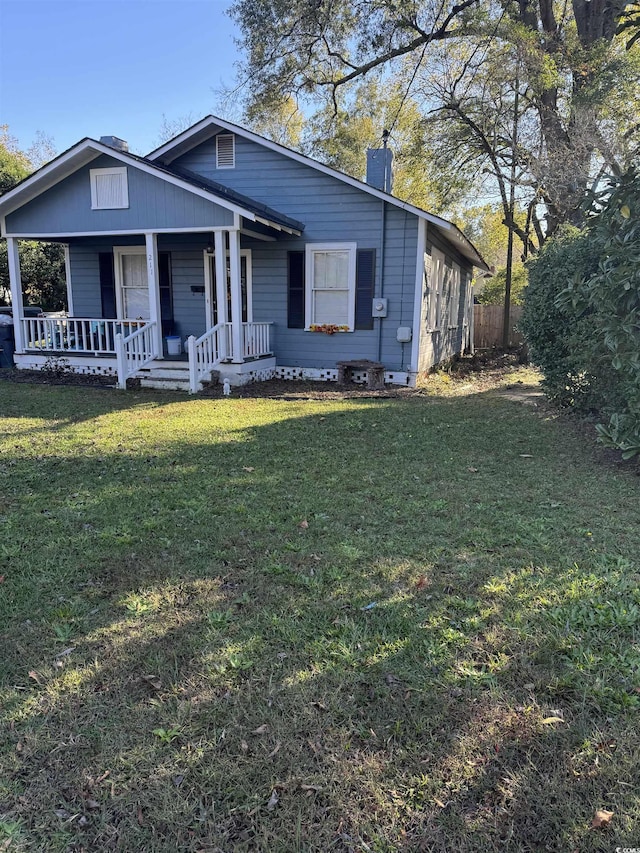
[0,370,639,852]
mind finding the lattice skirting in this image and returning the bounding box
[274,366,411,386]
[14,354,118,376]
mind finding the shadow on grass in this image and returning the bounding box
[1,383,639,851]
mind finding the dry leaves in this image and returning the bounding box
[252,724,269,735]
[591,809,614,829]
[242,466,255,472]
[541,716,565,725]
[299,519,309,529]
[266,789,280,811]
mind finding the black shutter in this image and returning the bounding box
[355,249,375,330]
[287,251,305,328]
[99,252,116,319]
[158,252,174,333]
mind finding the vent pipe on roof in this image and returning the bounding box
[99,136,129,153]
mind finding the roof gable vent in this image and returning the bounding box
[216,133,235,168]
[99,136,129,153]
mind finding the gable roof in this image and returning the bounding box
[0,138,303,236]
[148,115,489,270]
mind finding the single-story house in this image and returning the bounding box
[0,115,488,391]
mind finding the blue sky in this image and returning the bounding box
[0,0,243,158]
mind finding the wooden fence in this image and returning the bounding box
[474,305,524,349]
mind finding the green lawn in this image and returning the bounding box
[1,374,639,852]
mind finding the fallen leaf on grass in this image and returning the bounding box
[299,519,309,529]
[137,805,145,826]
[266,790,279,811]
[541,716,565,725]
[0,575,5,583]
[300,783,322,794]
[142,675,162,691]
[28,670,43,685]
[240,740,249,753]
[416,575,429,590]
[591,809,614,829]
[468,467,479,473]
[269,740,282,758]
[252,724,269,735]
[242,466,255,472]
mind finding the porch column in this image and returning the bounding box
[214,231,227,324]
[228,229,243,363]
[63,245,74,316]
[145,232,164,358]
[6,237,25,353]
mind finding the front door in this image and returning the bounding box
[205,250,252,328]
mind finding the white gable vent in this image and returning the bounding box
[90,167,129,210]
[216,133,235,168]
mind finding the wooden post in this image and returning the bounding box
[145,232,163,358]
[6,237,25,353]
[228,230,243,363]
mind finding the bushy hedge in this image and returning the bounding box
[521,169,640,458]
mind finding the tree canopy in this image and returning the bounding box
[0,128,66,311]
[231,0,639,251]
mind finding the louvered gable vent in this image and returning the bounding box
[216,133,235,168]
[90,167,129,210]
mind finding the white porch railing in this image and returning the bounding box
[115,322,158,389]
[241,322,273,359]
[187,321,273,393]
[21,316,147,354]
[187,322,230,394]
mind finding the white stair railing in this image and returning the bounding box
[115,322,158,389]
[187,322,229,394]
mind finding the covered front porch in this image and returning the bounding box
[6,228,275,393]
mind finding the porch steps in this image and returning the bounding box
[137,362,191,392]
[135,360,220,392]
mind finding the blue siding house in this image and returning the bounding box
[0,116,488,391]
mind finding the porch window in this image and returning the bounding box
[305,243,356,331]
[114,247,149,319]
[90,167,129,209]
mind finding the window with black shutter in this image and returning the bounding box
[288,251,305,328]
[99,252,116,318]
[355,249,375,330]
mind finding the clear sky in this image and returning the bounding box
[0,0,243,158]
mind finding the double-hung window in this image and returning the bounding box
[305,243,356,330]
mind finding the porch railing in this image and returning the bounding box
[241,322,273,359]
[21,316,147,355]
[187,322,230,394]
[187,321,274,393]
[115,322,158,389]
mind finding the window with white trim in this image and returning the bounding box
[305,243,356,330]
[216,133,235,168]
[90,167,129,209]
[114,247,149,319]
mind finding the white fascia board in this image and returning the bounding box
[0,138,256,224]
[147,115,487,269]
[3,226,239,239]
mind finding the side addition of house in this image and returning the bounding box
[0,116,488,391]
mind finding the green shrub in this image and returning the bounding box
[520,226,602,409]
[522,169,640,458]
